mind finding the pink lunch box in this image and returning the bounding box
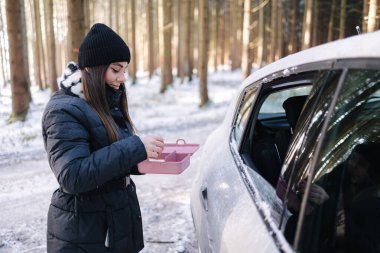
[137,139,200,174]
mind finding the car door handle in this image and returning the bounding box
[201,187,208,211]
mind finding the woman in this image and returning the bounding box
[42,23,164,252]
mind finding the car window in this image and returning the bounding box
[234,87,258,143]
[296,69,380,253]
[251,86,312,187]
[276,70,342,243]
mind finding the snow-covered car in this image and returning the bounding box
[190,31,380,253]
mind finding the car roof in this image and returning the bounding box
[241,30,380,90]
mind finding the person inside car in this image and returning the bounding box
[297,141,380,253]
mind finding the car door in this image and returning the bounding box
[218,70,329,253]
[284,59,380,253]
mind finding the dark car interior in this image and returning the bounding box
[239,77,313,188]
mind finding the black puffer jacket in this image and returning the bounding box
[42,62,147,252]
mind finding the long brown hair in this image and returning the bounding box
[81,65,135,143]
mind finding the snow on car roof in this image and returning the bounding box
[242,30,380,90]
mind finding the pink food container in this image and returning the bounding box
[137,139,200,174]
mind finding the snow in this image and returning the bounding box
[0,70,243,253]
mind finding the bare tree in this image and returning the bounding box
[327,0,336,42]
[0,2,8,88]
[147,0,155,78]
[339,0,346,39]
[362,0,369,33]
[198,0,210,106]
[44,0,58,92]
[242,0,254,78]
[301,0,313,50]
[230,0,244,70]
[6,0,32,121]
[311,0,318,46]
[257,0,266,67]
[67,0,85,63]
[211,0,220,70]
[183,0,193,81]
[367,0,378,32]
[160,0,173,93]
[288,0,298,54]
[128,0,137,84]
[188,0,194,81]
[270,0,278,61]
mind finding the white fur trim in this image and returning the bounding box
[59,61,85,99]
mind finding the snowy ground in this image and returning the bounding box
[0,70,242,253]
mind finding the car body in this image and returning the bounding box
[190,31,380,253]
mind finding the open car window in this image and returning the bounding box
[251,85,312,187]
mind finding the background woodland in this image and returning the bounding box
[1,0,379,121]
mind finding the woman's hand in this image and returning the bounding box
[140,135,164,159]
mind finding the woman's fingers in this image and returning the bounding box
[140,135,165,158]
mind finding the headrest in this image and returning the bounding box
[283,95,308,130]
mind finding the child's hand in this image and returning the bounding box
[297,179,329,205]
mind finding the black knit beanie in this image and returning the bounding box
[78,23,130,69]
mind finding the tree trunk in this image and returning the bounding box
[276,0,283,58]
[367,0,378,32]
[108,0,113,28]
[160,0,173,93]
[224,0,231,67]
[288,0,297,54]
[198,0,209,106]
[188,0,194,81]
[183,0,191,81]
[212,0,219,70]
[362,0,369,33]
[0,1,9,87]
[44,0,58,92]
[311,0,318,46]
[147,0,155,79]
[67,0,85,63]
[339,0,346,39]
[180,0,191,82]
[83,0,90,32]
[219,1,226,66]
[327,0,336,42]
[230,0,243,70]
[257,0,265,67]
[29,0,42,89]
[242,0,254,79]
[6,0,31,121]
[177,0,183,80]
[35,0,47,89]
[270,0,278,61]
[128,0,137,84]
[301,0,313,50]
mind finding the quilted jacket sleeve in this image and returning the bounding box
[42,99,147,194]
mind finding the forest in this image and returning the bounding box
[0,0,379,121]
